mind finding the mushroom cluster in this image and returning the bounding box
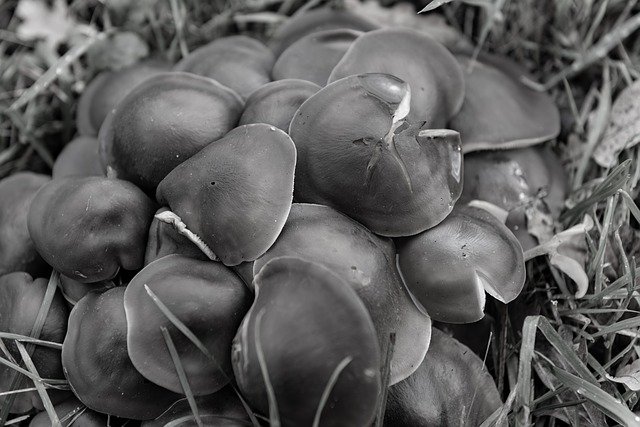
[1,4,566,425]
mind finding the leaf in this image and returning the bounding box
[16,0,76,48]
[87,31,149,71]
[593,80,640,167]
[606,359,640,391]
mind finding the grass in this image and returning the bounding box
[3,0,640,425]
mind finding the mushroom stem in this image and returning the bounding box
[154,211,219,261]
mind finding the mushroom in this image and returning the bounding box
[289,73,463,236]
[124,255,251,395]
[156,123,296,266]
[141,387,251,427]
[268,7,378,56]
[28,176,156,283]
[449,53,560,153]
[76,59,170,136]
[144,208,210,265]
[238,79,320,132]
[253,203,431,384]
[52,136,104,179]
[0,272,69,414]
[396,205,525,323]
[272,29,362,86]
[174,36,274,99]
[0,172,50,277]
[232,256,381,426]
[385,328,501,426]
[29,396,107,427]
[58,275,116,306]
[328,27,465,127]
[460,145,567,250]
[98,72,244,193]
[62,287,182,419]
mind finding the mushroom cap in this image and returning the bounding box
[76,59,170,136]
[272,29,362,86]
[52,136,104,179]
[289,73,463,236]
[156,123,296,266]
[99,72,244,193]
[144,208,210,265]
[328,27,465,127]
[397,205,525,323]
[124,255,251,395]
[58,274,117,306]
[141,387,251,427]
[238,79,320,132]
[28,177,156,283]
[174,36,274,99]
[0,172,50,277]
[253,203,431,384]
[460,145,567,250]
[268,7,378,56]
[62,287,182,419]
[0,272,69,414]
[232,256,381,427]
[449,53,560,152]
[29,396,108,427]
[385,328,501,426]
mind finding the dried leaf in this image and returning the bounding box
[606,359,640,391]
[594,80,640,167]
[16,0,76,48]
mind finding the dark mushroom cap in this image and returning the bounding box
[62,287,182,419]
[144,208,210,265]
[28,177,155,283]
[269,7,378,56]
[449,53,560,152]
[272,29,362,86]
[460,145,567,250]
[157,123,296,266]
[289,73,463,236]
[328,28,465,127]
[253,203,431,384]
[397,205,525,323]
[29,396,108,427]
[58,274,116,306]
[238,79,320,132]
[174,36,274,99]
[141,387,251,427]
[385,328,501,426]
[99,72,244,193]
[232,256,381,427]
[0,172,50,277]
[76,59,170,136]
[0,272,69,414]
[124,255,251,395]
[52,136,104,179]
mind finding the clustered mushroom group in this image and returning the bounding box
[1,4,569,426]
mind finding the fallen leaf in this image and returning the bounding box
[606,358,640,391]
[16,0,76,49]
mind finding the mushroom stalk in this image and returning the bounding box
[154,211,219,261]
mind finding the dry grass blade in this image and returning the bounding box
[312,356,352,427]
[374,333,396,427]
[0,333,63,350]
[255,309,280,427]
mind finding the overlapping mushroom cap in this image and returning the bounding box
[124,255,251,395]
[28,177,155,283]
[289,73,463,236]
[385,328,501,426]
[0,272,69,414]
[76,59,170,136]
[156,123,296,266]
[175,36,274,99]
[145,208,210,265]
[449,53,560,152]
[58,274,116,306]
[99,72,244,193]
[253,203,431,384]
[232,256,381,426]
[62,287,182,419]
[0,172,50,277]
[460,145,567,250]
[29,397,108,427]
[268,7,378,56]
[272,29,362,86]
[238,79,320,131]
[52,136,104,179]
[397,205,525,323]
[328,27,465,126]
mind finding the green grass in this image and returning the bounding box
[3,0,640,425]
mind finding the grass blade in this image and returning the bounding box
[312,356,352,427]
[255,309,280,427]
